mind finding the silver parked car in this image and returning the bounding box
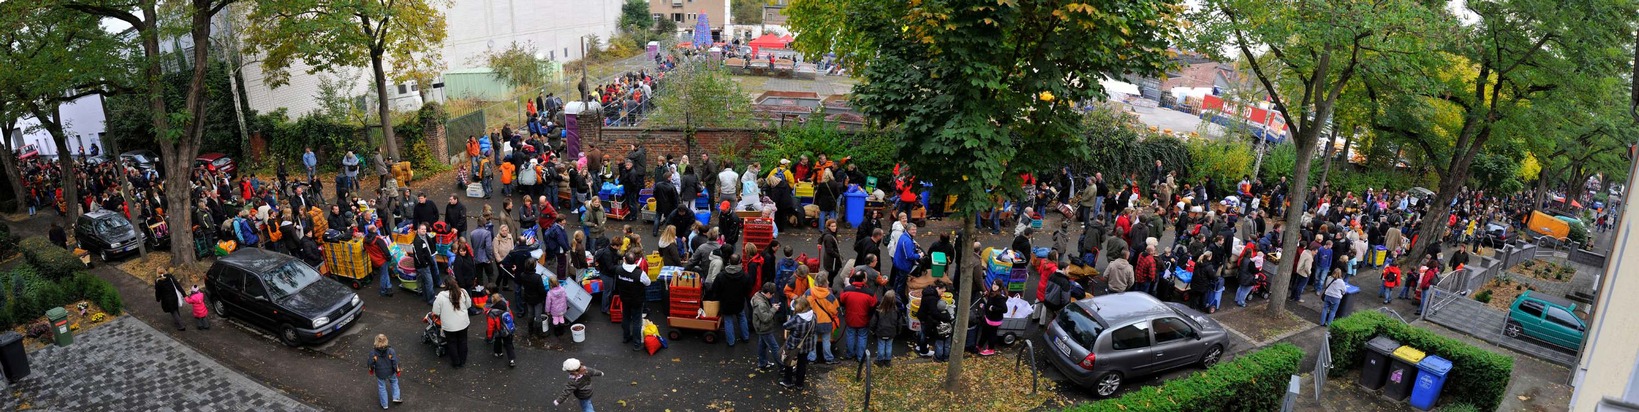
[1045,292,1230,397]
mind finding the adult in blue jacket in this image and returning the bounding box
[470,222,495,287]
[1311,240,1334,294]
[890,224,922,309]
[302,147,318,182]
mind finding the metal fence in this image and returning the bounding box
[446,109,486,162]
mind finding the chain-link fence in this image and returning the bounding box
[446,109,487,161]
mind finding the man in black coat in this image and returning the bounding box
[412,193,439,227]
[613,251,651,351]
[154,270,186,331]
[619,161,642,213]
[445,195,468,235]
[679,171,701,213]
[856,228,884,263]
[653,170,678,237]
[412,224,441,304]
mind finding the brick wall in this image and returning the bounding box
[575,126,773,165]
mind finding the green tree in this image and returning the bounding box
[477,41,546,89]
[655,15,678,37]
[619,0,654,34]
[795,0,1185,391]
[1189,0,1446,314]
[1390,0,1635,260]
[61,0,235,265]
[242,0,450,163]
[732,0,764,25]
[644,63,753,128]
[0,0,132,220]
[104,61,249,161]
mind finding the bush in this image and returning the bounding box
[1473,290,1492,304]
[1328,311,1514,411]
[1439,403,1480,412]
[0,222,17,259]
[19,236,83,281]
[64,272,122,316]
[1067,343,1304,412]
[755,119,897,180]
[0,265,67,328]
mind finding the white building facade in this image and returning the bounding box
[240,0,625,117]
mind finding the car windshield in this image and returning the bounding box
[1057,304,1105,349]
[95,217,131,234]
[262,260,321,299]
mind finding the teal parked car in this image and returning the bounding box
[1504,291,1584,349]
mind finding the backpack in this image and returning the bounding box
[775,258,798,287]
[234,217,259,245]
[935,304,954,337]
[1044,279,1069,308]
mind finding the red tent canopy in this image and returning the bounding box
[748,33,790,50]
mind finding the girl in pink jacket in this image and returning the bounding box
[544,276,569,337]
[185,286,211,330]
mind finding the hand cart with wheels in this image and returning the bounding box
[665,272,720,343]
[323,237,371,289]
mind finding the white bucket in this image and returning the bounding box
[571,324,586,343]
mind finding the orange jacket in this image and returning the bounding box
[499,162,516,184]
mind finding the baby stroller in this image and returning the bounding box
[422,312,446,357]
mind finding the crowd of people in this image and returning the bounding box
[22,59,1606,410]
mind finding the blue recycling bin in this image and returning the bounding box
[843,185,867,227]
[1409,355,1452,410]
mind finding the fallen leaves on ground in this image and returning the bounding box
[817,355,1066,412]
[117,251,206,286]
[1213,302,1311,342]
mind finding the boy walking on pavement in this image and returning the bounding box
[556,358,604,411]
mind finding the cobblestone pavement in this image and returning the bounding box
[0,316,315,412]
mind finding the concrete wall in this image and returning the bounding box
[443,0,624,68]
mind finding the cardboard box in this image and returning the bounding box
[668,316,718,330]
[702,301,720,317]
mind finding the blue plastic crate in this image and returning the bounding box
[645,282,666,302]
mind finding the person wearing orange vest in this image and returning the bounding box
[499,160,517,196]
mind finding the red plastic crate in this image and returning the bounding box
[610,296,623,323]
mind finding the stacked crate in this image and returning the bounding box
[744,217,775,251]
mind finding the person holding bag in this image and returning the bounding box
[779,297,817,389]
[155,270,187,331]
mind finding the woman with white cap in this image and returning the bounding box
[555,358,604,411]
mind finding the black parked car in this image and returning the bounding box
[1477,223,1512,249]
[119,149,162,177]
[206,249,363,346]
[75,210,146,262]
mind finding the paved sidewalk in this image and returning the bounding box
[1423,294,1578,366]
[0,316,315,412]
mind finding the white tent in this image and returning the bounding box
[1100,78,1141,97]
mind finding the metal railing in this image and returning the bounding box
[1315,331,1331,401]
[1376,307,1409,324]
[1014,339,1041,394]
[1423,268,1467,318]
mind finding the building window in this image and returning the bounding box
[410,84,419,92]
[397,84,407,95]
[673,13,683,22]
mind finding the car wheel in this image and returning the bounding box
[1504,320,1523,338]
[278,324,301,347]
[1200,345,1223,368]
[213,298,229,319]
[98,249,109,262]
[1002,333,1018,346]
[1094,372,1123,397]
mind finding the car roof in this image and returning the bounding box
[82,209,119,219]
[196,153,225,161]
[1075,292,1175,326]
[217,248,297,273]
[1521,291,1576,309]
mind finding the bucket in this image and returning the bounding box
[571,324,587,343]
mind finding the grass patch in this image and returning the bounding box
[818,354,1066,412]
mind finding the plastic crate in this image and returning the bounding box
[610,297,624,323]
[645,282,666,302]
[794,182,815,198]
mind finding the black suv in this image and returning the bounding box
[206,249,363,346]
[75,210,146,261]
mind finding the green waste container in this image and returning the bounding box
[45,307,72,347]
[931,252,948,278]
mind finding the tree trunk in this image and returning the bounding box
[371,51,401,161]
[1268,122,1321,315]
[0,117,26,214]
[945,215,976,391]
[35,107,81,225]
[155,0,218,267]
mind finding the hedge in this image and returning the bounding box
[1328,311,1514,411]
[1065,343,1304,412]
[0,265,123,329]
[64,272,123,317]
[20,236,84,281]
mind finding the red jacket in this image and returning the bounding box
[838,284,877,328]
[1382,266,1402,288]
[1134,254,1156,283]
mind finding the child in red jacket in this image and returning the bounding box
[185,285,211,330]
